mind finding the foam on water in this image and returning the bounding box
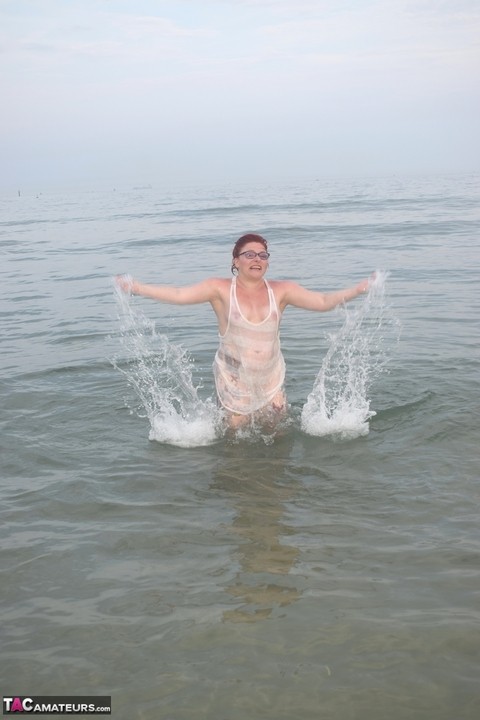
[112,279,221,447]
[301,271,398,439]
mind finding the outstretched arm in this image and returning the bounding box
[115,275,218,305]
[281,276,372,312]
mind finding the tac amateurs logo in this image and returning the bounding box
[2,696,111,715]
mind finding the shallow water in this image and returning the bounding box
[1,174,479,718]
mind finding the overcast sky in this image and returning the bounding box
[1,0,479,189]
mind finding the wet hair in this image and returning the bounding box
[231,233,268,275]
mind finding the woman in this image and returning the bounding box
[116,233,371,429]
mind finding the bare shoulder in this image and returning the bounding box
[267,279,304,309]
[212,277,232,288]
[206,276,231,297]
[198,277,232,307]
[266,278,298,293]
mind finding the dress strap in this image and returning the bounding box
[264,279,280,318]
[230,277,236,313]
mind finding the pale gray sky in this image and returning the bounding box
[1,0,479,189]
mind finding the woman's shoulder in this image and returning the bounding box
[202,277,232,300]
[206,277,231,290]
[267,278,295,288]
[267,278,305,311]
[267,278,301,294]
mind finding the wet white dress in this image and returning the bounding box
[213,278,286,415]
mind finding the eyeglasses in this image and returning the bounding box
[238,250,270,260]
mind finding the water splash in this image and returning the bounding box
[301,271,399,439]
[112,280,221,447]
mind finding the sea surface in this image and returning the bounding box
[1,174,479,719]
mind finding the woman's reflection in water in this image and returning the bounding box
[211,433,302,622]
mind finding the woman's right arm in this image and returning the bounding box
[115,275,219,306]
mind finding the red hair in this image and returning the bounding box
[231,233,268,274]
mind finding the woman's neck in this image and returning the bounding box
[235,275,266,291]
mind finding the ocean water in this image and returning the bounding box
[1,174,479,719]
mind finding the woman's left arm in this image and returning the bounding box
[279,276,371,312]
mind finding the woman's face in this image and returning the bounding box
[233,242,270,279]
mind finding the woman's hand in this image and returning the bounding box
[356,272,376,295]
[115,274,135,294]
